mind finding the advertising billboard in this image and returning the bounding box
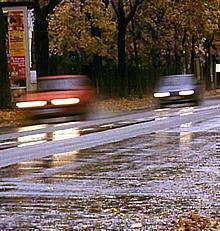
[7,10,26,85]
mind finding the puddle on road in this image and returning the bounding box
[0,128,81,150]
[0,119,152,150]
[0,132,219,230]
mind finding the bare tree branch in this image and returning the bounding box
[110,0,120,18]
[46,0,63,15]
[126,0,145,25]
[34,0,62,18]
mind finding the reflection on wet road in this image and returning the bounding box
[0,113,154,150]
[0,129,219,230]
[0,105,218,150]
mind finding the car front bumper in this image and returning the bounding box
[20,104,90,119]
[158,95,198,105]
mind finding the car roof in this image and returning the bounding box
[38,75,87,80]
[163,74,195,78]
[158,74,197,88]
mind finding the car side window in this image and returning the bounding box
[37,78,85,91]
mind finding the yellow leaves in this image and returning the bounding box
[98,95,155,113]
[39,0,50,7]
[48,0,116,58]
[0,110,26,127]
[173,213,220,231]
[96,90,216,114]
[85,0,108,19]
[47,0,219,67]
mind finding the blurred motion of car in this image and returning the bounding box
[14,75,96,119]
[153,74,203,107]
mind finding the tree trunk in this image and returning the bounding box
[118,22,128,97]
[111,0,144,97]
[203,37,214,90]
[91,25,102,95]
[93,54,102,95]
[131,17,142,98]
[182,28,187,74]
[34,9,49,77]
[190,35,196,74]
[0,7,11,109]
[174,51,181,74]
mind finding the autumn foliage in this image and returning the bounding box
[48,0,219,96]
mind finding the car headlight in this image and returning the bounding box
[179,90,194,96]
[51,98,80,106]
[153,92,170,98]
[16,101,47,108]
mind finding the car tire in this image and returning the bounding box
[193,100,199,106]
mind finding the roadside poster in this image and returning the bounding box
[7,11,26,85]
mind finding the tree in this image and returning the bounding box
[49,0,116,60]
[0,7,11,109]
[48,0,219,95]
[33,0,62,77]
[110,0,144,97]
[135,0,219,77]
[49,0,117,95]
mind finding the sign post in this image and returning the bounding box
[1,0,35,95]
[216,64,220,73]
[4,6,30,94]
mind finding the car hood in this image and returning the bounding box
[156,85,196,92]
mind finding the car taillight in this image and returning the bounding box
[16,101,47,108]
[51,98,80,106]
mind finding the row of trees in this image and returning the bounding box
[49,0,219,97]
[0,0,219,108]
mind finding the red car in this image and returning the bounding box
[14,75,96,119]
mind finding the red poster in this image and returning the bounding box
[9,56,25,77]
[7,11,26,84]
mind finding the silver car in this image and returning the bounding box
[153,74,203,107]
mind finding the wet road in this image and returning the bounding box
[0,99,219,230]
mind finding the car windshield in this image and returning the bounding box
[160,76,196,87]
[37,77,90,91]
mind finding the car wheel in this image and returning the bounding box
[193,100,199,106]
[79,112,89,121]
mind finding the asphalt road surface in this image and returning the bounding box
[0,99,219,230]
